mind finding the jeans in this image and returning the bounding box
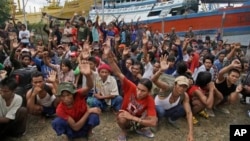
[90,95,123,111]
[42,106,55,116]
[156,104,185,121]
[52,113,100,139]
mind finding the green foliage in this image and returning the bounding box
[0,0,11,25]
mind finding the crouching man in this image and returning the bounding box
[0,78,28,139]
[90,63,123,112]
[26,71,59,118]
[52,61,101,140]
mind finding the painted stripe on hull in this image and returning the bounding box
[146,11,250,33]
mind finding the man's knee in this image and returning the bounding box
[52,117,68,128]
[88,114,100,127]
[16,107,28,120]
[155,105,165,118]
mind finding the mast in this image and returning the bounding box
[102,0,104,22]
[22,0,27,27]
[17,0,22,13]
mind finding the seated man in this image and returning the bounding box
[52,61,101,140]
[26,71,59,118]
[0,78,28,139]
[89,63,123,112]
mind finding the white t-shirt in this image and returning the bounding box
[19,30,30,43]
[0,94,23,120]
[155,93,180,110]
[94,75,119,105]
[142,62,153,79]
[36,93,56,107]
[63,27,73,42]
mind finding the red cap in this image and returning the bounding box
[98,64,112,73]
[70,51,78,57]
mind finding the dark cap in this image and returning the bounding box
[57,82,76,96]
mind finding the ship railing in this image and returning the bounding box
[91,0,182,14]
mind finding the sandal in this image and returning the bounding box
[117,134,127,141]
[135,128,154,138]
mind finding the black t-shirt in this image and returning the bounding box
[215,78,236,97]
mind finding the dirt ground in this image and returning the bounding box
[6,102,250,141]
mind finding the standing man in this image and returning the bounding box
[71,15,90,45]
[18,24,30,46]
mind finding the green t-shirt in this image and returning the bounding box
[74,66,80,75]
[77,25,89,41]
[0,63,3,70]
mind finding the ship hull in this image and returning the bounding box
[149,7,250,45]
[90,1,250,45]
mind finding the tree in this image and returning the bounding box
[0,0,11,25]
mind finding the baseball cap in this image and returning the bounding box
[93,45,99,50]
[70,51,78,57]
[57,82,76,96]
[57,45,64,49]
[175,76,189,87]
[21,48,30,53]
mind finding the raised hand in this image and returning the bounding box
[12,42,20,49]
[160,55,169,71]
[123,47,130,56]
[83,41,90,52]
[114,35,120,42]
[105,37,111,48]
[142,33,148,45]
[79,60,92,76]
[47,70,57,83]
[103,43,111,55]
[231,59,241,68]
[48,37,53,42]
[53,36,57,41]
[9,34,15,40]
[175,37,181,46]
[80,48,90,59]
[236,84,243,93]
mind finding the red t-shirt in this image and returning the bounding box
[187,85,208,99]
[113,27,119,36]
[187,85,200,99]
[121,77,156,117]
[56,89,87,122]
